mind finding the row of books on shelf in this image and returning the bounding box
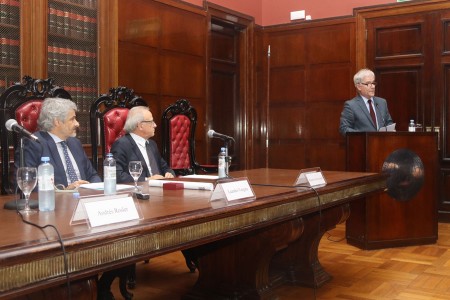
[0,0,19,26]
[0,77,19,93]
[62,0,97,9]
[64,83,97,113]
[49,3,97,40]
[48,43,96,76]
[0,37,19,66]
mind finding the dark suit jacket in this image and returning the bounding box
[110,134,174,183]
[15,131,101,187]
[339,95,394,136]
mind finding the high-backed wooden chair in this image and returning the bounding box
[161,98,217,176]
[0,76,71,194]
[89,86,147,172]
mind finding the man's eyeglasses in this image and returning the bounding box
[141,120,155,125]
[359,82,377,87]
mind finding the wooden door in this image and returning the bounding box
[362,2,450,220]
[209,18,242,168]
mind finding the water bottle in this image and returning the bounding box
[104,153,116,195]
[38,157,55,211]
[408,119,416,132]
[218,147,227,179]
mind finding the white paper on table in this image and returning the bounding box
[79,182,135,191]
[148,180,214,191]
[378,123,396,132]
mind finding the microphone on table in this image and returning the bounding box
[207,129,234,142]
[5,119,40,143]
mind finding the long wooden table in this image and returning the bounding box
[0,169,386,299]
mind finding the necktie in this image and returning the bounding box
[61,141,79,183]
[145,141,161,176]
[368,99,377,127]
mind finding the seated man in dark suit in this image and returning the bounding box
[111,105,175,183]
[98,106,175,300]
[16,97,101,189]
[339,68,394,136]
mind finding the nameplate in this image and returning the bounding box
[70,193,142,228]
[210,177,255,203]
[84,196,139,227]
[294,167,327,188]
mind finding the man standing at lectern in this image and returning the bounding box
[339,68,394,136]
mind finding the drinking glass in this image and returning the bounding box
[128,161,143,192]
[16,167,38,214]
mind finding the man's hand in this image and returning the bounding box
[67,180,89,190]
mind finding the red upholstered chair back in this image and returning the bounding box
[90,86,147,173]
[162,99,217,176]
[15,100,43,132]
[0,76,71,194]
[169,114,192,170]
[103,107,129,154]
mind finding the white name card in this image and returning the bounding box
[294,167,327,188]
[84,196,140,228]
[211,177,255,203]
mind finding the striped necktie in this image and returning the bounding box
[61,141,79,183]
[368,99,377,127]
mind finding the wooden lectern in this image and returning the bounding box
[345,132,438,249]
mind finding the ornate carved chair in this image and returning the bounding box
[89,86,147,172]
[0,76,71,194]
[161,98,217,176]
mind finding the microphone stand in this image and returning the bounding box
[3,137,38,210]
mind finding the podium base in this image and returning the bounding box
[3,199,39,210]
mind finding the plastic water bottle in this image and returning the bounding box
[38,156,55,211]
[218,147,227,179]
[408,120,416,132]
[104,153,116,195]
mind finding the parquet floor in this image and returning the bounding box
[111,223,450,299]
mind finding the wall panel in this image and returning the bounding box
[118,42,159,95]
[161,7,206,56]
[118,0,160,47]
[269,68,305,103]
[160,53,205,98]
[263,19,356,171]
[118,0,208,164]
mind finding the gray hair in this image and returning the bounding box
[124,106,149,133]
[38,97,77,131]
[353,68,375,85]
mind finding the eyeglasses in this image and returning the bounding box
[359,82,377,87]
[141,120,155,125]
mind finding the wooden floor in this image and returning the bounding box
[111,223,450,299]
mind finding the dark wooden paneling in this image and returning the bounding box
[118,0,208,165]
[307,26,353,64]
[161,7,206,56]
[268,143,306,170]
[211,26,237,62]
[118,0,160,47]
[377,68,422,131]
[264,19,356,171]
[268,33,305,67]
[118,42,159,95]
[376,24,423,57]
[269,106,304,140]
[160,53,205,98]
[269,68,305,103]
[308,66,352,102]
[362,4,450,220]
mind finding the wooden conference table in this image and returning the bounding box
[0,169,386,299]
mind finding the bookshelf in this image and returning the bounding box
[47,0,98,144]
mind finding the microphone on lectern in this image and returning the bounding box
[207,129,234,141]
[5,119,40,143]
